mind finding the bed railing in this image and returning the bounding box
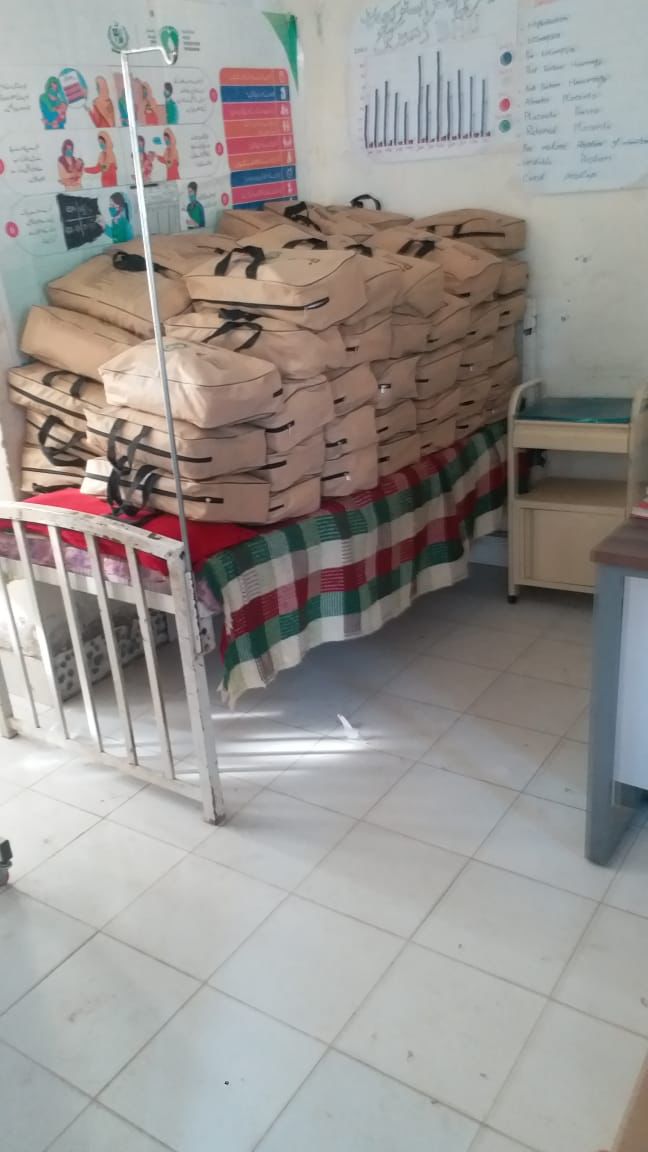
[0,502,224,824]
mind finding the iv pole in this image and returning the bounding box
[120,43,192,575]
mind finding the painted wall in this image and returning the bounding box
[290,0,648,399]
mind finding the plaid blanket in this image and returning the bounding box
[201,422,507,704]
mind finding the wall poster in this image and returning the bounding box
[0,0,300,349]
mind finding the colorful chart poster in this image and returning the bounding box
[351,0,519,161]
[0,0,301,348]
[220,68,298,209]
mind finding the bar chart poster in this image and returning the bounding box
[220,68,298,209]
[352,0,519,161]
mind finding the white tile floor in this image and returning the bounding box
[2,565,648,1152]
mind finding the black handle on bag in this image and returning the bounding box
[38,415,85,467]
[113,250,165,275]
[350,194,382,210]
[108,462,159,517]
[214,245,266,278]
[345,242,373,257]
[213,316,262,350]
[398,238,437,258]
[42,370,89,398]
[451,223,506,240]
[283,200,323,231]
[283,237,328,250]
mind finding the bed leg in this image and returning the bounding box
[170,568,225,824]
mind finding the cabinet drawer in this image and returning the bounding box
[516,506,625,590]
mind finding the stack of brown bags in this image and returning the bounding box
[9,200,527,524]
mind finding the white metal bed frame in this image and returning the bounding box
[0,502,225,823]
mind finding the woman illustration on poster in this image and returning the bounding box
[137,134,156,182]
[57,139,84,189]
[40,76,67,129]
[99,191,133,243]
[89,76,115,128]
[141,81,161,125]
[157,128,180,180]
[84,132,118,187]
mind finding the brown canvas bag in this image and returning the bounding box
[266,199,376,242]
[427,294,473,351]
[253,434,324,493]
[372,357,418,410]
[456,413,484,438]
[380,250,444,317]
[218,208,307,240]
[328,364,378,416]
[459,339,495,380]
[166,309,346,378]
[322,445,378,497]
[20,306,138,382]
[382,230,504,303]
[116,232,235,277]
[100,338,283,428]
[340,311,392,367]
[419,416,457,455]
[82,458,274,523]
[375,400,417,443]
[85,405,267,481]
[488,356,521,394]
[324,405,377,459]
[22,444,86,493]
[255,379,334,452]
[378,432,422,476]
[415,210,526,254]
[85,457,319,525]
[415,388,460,426]
[22,412,91,463]
[47,252,190,339]
[328,195,413,231]
[498,258,529,296]
[185,245,366,331]
[302,237,402,323]
[466,299,501,346]
[491,325,517,366]
[498,291,526,328]
[415,344,463,400]
[8,362,105,432]
[391,313,434,357]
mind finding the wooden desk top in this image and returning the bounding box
[592,519,648,571]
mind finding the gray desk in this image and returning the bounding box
[588,520,648,864]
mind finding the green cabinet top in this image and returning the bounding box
[520,397,633,425]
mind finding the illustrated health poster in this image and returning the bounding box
[0,0,300,348]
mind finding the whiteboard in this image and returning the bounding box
[351,0,519,162]
[521,0,648,194]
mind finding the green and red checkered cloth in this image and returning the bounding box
[200,422,507,704]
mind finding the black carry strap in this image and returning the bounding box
[398,237,437,258]
[107,462,159,518]
[213,313,262,350]
[42,369,89,398]
[451,222,506,240]
[38,415,85,467]
[214,245,266,278]
[283,236,328,250]
[106,419,151,471]
[112,249,165,275]
[283,200,323,231]
[350,194,382,210]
